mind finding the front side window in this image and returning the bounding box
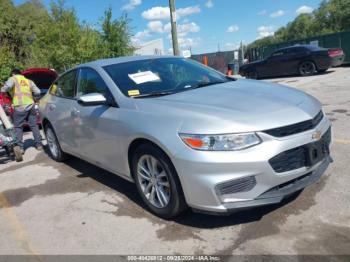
[103,58,232,98]
[55,70,76,98]
[76,68,110,97]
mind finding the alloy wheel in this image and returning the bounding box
[137,155,171,208]
[46,128,59,158]
[300,62,315,75]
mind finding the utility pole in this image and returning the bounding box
[169,0,180,56]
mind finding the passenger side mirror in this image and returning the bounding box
[77,93,107,106]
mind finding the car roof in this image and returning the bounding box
[275,45,323,52]
[78,55,177,68]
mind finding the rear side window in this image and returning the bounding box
[54,70,77,98]
[287,47,306,55]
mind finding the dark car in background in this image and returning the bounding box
[22,68,58,98]
[240,45,332,79]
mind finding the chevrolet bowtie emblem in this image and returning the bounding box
[312,131,322,140]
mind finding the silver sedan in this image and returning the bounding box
[39,56,332,218]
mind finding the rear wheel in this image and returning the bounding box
[132,144,187,218]
[299,61,316,76]
[45,124,68,162]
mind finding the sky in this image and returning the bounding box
[14,0,323,55]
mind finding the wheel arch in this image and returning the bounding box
[128,138,173,178]
[299,59,318,70]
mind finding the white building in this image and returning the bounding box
[134,38,164,56]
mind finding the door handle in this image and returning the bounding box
[48,104,56,111]
[71,108,80,117]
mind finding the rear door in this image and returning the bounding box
[45,70,78,153]
[71,67,121,171]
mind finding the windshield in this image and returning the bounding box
[103,57,231,97]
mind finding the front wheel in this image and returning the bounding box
[299,61,316,76]
[44,124,68,162]
[132,144,187,219]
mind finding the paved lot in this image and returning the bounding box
[0,67,349,256]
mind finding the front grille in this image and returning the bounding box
[263,111,324,137]
[216,176,256,195]
[269,128,331,173]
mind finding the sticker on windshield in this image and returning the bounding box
[128,71,160,84]
[128,89,140,96]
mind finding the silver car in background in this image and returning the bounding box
[39,56,332,218]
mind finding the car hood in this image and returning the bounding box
[134,79,321,134]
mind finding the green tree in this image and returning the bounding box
[101,8,135,57]
[247,0,350,50]
[0,0,135,80]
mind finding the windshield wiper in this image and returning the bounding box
[189,80,227,89]
[132,90,176,98]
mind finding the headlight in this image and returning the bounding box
[179,133,262,151]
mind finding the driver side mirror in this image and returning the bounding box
[77,93,107,106]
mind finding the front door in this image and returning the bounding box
[46,70,77,153]
[71,67,121,172]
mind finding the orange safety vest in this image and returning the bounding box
[10,75,34,107]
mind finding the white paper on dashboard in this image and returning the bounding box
[128,71,160,84]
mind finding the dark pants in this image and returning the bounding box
[13,107,42,148]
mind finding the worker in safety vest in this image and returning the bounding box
[1,68,43,153]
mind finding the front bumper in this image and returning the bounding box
[172,116,332,213]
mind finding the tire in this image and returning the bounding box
[13,146,23,162]
[44,124,68,162]
[299,61,316,76]
[132,144,187,219]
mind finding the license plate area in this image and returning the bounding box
[305,132,330,167]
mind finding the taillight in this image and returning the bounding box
[328,49,343,57]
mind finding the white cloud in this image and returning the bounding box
[270,10,285,18]
[257,26,274,38]
[226,25,239,33]
[131,30,151,45]
[147,20,164,33]
[205,0,214,8]
[164,22,200,37]
[296,5,313,14]
[258,10,267,15]
[122,0,141,11]
[178,37,201,48]
[178,6,201,17]
[141,5,200,20]
[178,22,200,36]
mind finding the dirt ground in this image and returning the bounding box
[0,67,349,258]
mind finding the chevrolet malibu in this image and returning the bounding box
[39,56,332,218]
